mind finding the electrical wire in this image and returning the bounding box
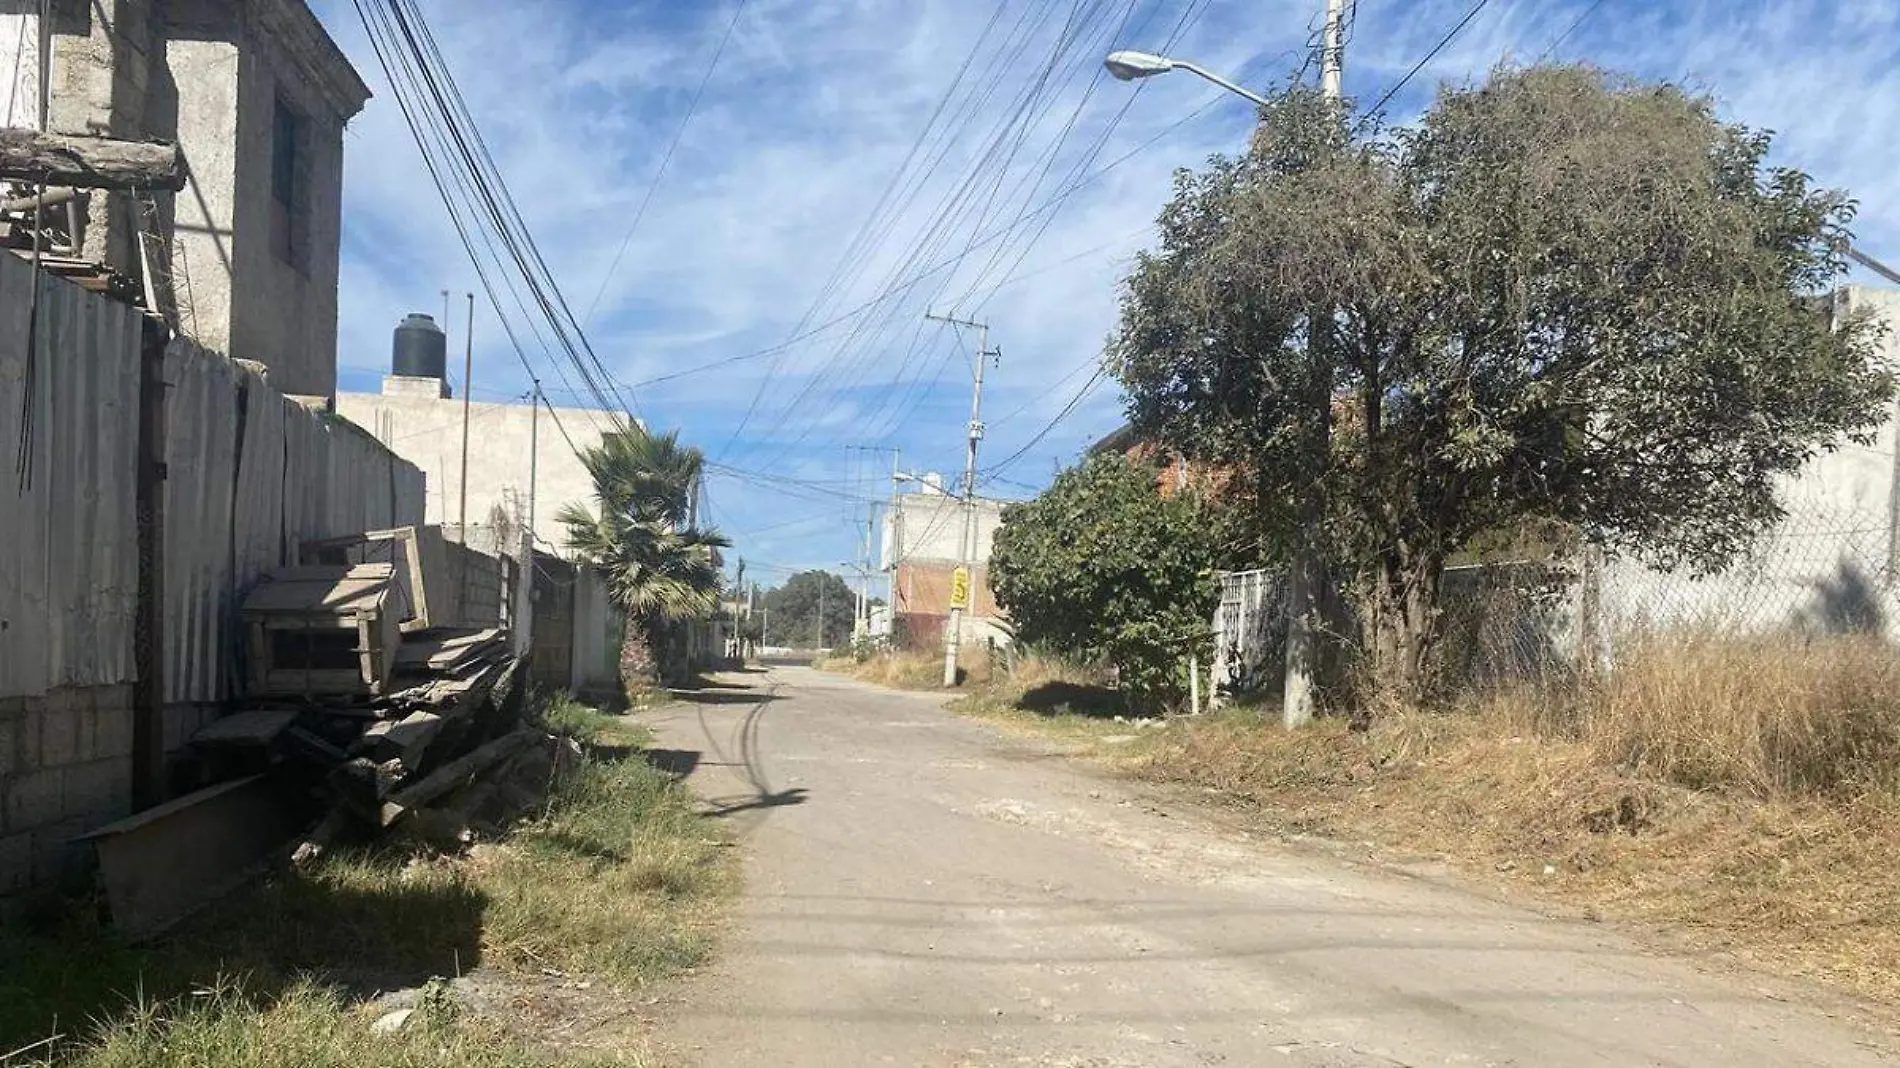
[368,0,643,430]
[1356,0,1494,130]
[584,0,750,327]
[979,365,1108,478]
[1535,0,1608,63]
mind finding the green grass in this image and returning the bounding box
[0,697,729,1065]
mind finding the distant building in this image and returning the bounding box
[0,0,371,401]
[880,474,1010,649]
[335,315,639,558]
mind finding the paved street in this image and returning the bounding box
[648,667,1894,1067]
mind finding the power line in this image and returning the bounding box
[366,0,644,431]
[584,0,750,327]
[979,365,1107,478]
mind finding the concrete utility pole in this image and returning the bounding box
[848,444,901,641]
[925,311,993,688]
[1282,0,1348,729]
[457,291,475,543]
[1322,0,1345,101]
[527,378,540,550]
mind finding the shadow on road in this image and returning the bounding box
[702,787,811,819]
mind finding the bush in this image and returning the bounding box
[989,455,1220,712]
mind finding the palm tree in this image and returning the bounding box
[559,429,729,698]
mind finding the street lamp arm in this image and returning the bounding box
[1170,60,1271,107]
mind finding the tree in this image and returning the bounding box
[560,430,729,696]
[1109,65,1893,704]
[989,455,1221,712]
[761,570,856,649]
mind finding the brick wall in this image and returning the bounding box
[0,685,136,900]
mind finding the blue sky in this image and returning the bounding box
[309,0,1900,587]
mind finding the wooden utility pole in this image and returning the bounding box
[1284,0,1347,729]
[924,312,993,688]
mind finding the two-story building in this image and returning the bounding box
[1,0,365,402]
[880,475,1010,650]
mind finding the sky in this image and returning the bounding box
[308,0,1900,589]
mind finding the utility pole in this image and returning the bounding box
[848,444,900,642]
[1283,0,1347,729]
[1322,0,1344,101]
[924,311,992,687]
[816,575,827,651]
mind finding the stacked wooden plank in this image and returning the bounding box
[86,546,573,936]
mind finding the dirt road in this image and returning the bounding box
[647,667,1894,1067]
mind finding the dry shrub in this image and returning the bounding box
[1135,632,1900,1003]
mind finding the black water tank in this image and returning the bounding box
[392,313,448,379]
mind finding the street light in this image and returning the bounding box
[1102,49,1270,107]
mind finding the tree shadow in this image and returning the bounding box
[672,675,754,691]
[642,748,703,780]
[1019,681,1129,719]
[672,690,777,706]
[1805,559,1886,635]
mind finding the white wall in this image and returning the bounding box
[335,388,633,559]
[1596,286,1900,640]
[881,487,1007,568]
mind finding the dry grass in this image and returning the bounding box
[1129,633,1900,1003]
[0,698,730,1065]
[1558,633,1900,798]
[824,649,995,690]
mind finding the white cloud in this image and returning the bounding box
[313,0,1895,575]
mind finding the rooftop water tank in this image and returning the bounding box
[392,313,447,380]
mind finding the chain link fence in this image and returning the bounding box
[1213,494,1900,702]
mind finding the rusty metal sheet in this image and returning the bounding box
[0,250,141,696]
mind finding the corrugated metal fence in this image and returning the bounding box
[162,339,424,723]
[0,253,142,696]
[0,254,425,719]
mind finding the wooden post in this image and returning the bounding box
[133,317,170,808]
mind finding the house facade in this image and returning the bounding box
[880,477,1009,649]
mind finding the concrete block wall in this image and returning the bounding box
[0,685,135,900]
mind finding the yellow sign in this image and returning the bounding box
[949,566,971,611]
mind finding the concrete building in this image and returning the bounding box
[880,476,1010,649]
[0,0,368,401]
[336,347,639,557]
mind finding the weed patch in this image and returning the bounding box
[0,698,729,1064]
